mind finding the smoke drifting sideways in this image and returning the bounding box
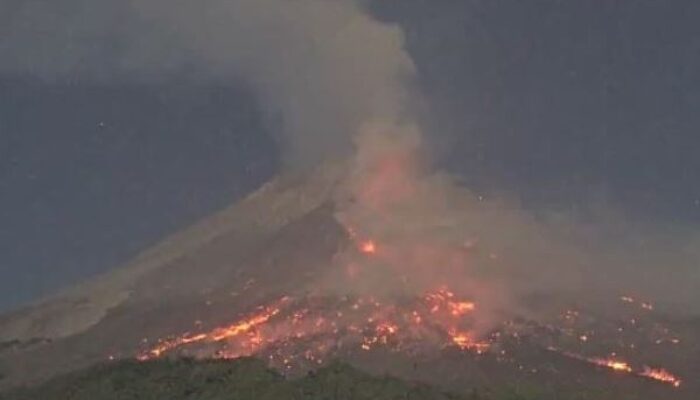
[1,0,416,168]
[331,161,700,334]
[2,0,699,322]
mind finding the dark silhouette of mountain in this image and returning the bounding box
[2,357,484,400]
[0,163,695,399]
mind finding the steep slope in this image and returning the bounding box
[0,162,350,387]
[0,161,696,400]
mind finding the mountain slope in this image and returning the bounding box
[1,358,477,400]
[0,161,695,400]
[0,162,349,387]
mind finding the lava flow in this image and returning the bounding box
[137,287,490,365]
[134,232,684,389]
[135,270,684,390]
[134,152,685,392]
[640,367,682,388]
[136,286,684,389]
[547,347,682,388]
[137,299,287,361]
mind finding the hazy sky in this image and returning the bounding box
[1,1,699,311]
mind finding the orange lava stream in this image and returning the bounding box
[137,302,284,361]
[136,288,681,390]
[590,357,632,373]
[640,366,682,388]
[136,287,486,363]
[448,330,490,354]
[549,347,681,388]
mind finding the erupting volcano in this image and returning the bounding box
[0,137,695,398]
[122,134,692,396]
[1,0,697,399]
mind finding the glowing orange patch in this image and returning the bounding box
[360,240,376,254]
[640,367,682,387]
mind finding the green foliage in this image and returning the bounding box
[0,358,471,400]
[1,357,580,400]
[294,361,460,400]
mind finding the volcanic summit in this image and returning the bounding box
[0,149,696,399]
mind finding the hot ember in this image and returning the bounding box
[137,288,488,364]
[547,347,682,388]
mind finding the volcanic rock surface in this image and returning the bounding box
[0,162,697,400]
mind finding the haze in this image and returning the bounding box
[1,0,699,315]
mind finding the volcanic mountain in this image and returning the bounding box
[0,160,696,399]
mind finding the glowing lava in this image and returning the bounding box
[137,288,487,364]
[640,366,682,388]
[360,240,377,254]
[138,300,286,361]
[448,330,489,354]
[593,358,633,373]
[548,347,681,388]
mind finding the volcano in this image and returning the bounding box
[0,160,696,399]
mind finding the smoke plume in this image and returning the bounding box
[3,0,698,330]
[1,0,417,166]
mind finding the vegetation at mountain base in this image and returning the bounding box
[0,357,544,400]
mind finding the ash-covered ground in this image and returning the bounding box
[0,164,697,399]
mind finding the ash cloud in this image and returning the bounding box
[3,0,698,326]
[0,0,416,167]
[330,167,700,338]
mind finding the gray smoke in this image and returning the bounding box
[0,0,417,166]
[3,0,698,321]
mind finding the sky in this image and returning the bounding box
[1,0,699,311]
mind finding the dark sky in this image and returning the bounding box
[1,1,699,311]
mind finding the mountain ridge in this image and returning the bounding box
[0,161,348,343]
